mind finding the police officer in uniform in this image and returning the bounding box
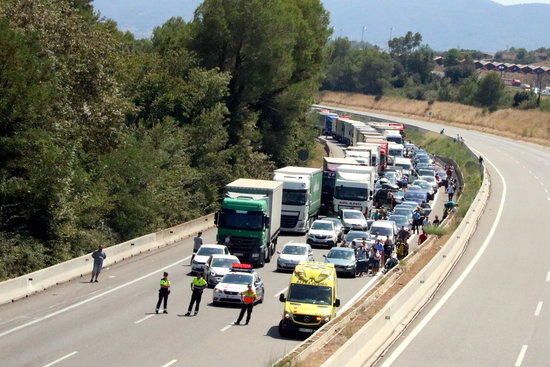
[234,284,257,325]
[185,274,207,316]
[155,272,171,314]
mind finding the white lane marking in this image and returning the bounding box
[108,275,116,278]
[160,360,177,367]
[534,301,543,316]
[546,271,550,282]
[134,314,154,324]
[381,150,507,366]
[220,324,233,332]
[515,345,528,367]
[41,351,78,367]
[274,287,288,298]
[0,256,191,339]
[339,275,380,314]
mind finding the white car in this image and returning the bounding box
[213,264,265,305]
[420,175,438,191]
[306,220,339,248]
[276,243,314,271]
[203,254,240,287]
[192,244,229,274]
[340,209,368,232]
[369,220,398,243]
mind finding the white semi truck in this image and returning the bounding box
[333,165,376,215]
[273,167,322,233]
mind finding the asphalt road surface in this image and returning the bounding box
[320,105,550,367]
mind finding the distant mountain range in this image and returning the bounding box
[92,0,550,51]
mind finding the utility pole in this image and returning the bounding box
[361,26,367,49]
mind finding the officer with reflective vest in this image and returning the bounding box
[185,274,207,316]
[155,272,171,314]
[234,284,257,325]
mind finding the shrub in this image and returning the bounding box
[513,91,533,107]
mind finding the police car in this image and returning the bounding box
[212,264,265,306]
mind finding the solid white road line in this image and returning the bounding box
[0,256,191,339]
[534,301,543,316]
[274,287,288,298]
[160,359,177,367]
[339,275,380,314]
[134,314,154,324]
[380,150,507,367]
[220,324,233,332]
[41,351,78,367]
[546,271,550,282]
[514,345,528,367]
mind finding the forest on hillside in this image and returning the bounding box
[0,0,330,279]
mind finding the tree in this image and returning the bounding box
[444,48,461,67]
[475,72,504,109]
[388,31,422,58]
[356,49,392,95]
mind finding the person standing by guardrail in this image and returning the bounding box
[156,272,171,314]
[191,232,203,265]
[90,245,106,283]
[446,184,455,201]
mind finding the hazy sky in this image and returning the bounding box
[494,0,550,4]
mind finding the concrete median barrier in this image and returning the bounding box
[0,214,214,305]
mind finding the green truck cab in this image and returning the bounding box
[215,179,282,267]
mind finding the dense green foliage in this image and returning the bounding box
[323,36,546,112]
[0,0,330,279]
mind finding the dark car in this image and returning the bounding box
[388,214,412,231]
[324,248,357,277]
[344,230,372,247]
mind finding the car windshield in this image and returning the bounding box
[325,218,342,227]
[334,186,369,201]
[220,210,264,231]
[417,182,431,190]
[370,226,392,236]
[389,149,403,157]
[221,273,253,285]
[287,284,332,305]
[343,211,363,219]
[211,258,237,268]
[389,215,407,226]
[282,245,307,255]
[328,249,354,260]
[393,208,412,217]
[311,222,333,231]
[419,170,434,176]
[345,231,369,242]
[423,176,435,183]
[396,162,411,170]
[282,189,307,206]
[197,247,224,256]
[404,192,426,203]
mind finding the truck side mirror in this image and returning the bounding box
[334,298,341,307]
[264,216,270,228]
[279,294,286,302]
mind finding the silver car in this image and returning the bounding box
[276,243,314,271]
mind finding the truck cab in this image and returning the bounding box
[273,167,322,234]
[216,179,282,267]
[333,165,376,216]
[278,262,340,337]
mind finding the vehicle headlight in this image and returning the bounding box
[284,312,291,319]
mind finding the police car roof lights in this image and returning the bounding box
[230,263,254,272]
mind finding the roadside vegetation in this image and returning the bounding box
[0,0,331,280]
[323,35,549,113]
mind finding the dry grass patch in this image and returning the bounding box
[319,91,550,146]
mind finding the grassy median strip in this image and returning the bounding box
[275,121,482,367]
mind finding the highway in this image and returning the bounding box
[319,105,550,367]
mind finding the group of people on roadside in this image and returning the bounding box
[351,237,399,277]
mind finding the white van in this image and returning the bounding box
[393,157,413,176]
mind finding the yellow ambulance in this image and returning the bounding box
[278,261,340,336]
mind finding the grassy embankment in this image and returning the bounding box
[306,141,326,169]
[319,91,550,147]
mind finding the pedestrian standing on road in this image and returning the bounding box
[234,284,257,325]
[356,241,368,277]
[374,238,385,265]
[432,215,441,226]
[446,184,455,201]
[185,274,207,316]
[412,210,421,234]
[383,237,394,261]
[90,245,106,283]
[191,232,203,265]
[155,272,171,314]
